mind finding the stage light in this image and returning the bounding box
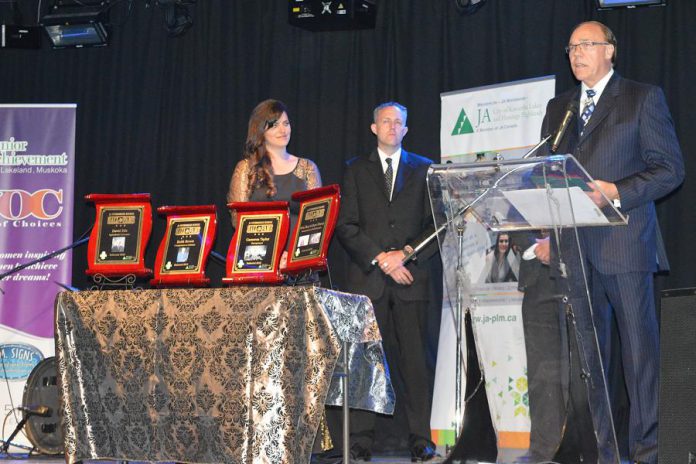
[1,25,41,49]
[0,0,42,49]
[596,0,666,9]
[288,0,376,32]
[157,0,196,37]
[41,4,109,49]
[454,0,487,15]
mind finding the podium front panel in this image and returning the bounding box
[427,155,621,463]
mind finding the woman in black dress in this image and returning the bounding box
[227,99,322,267]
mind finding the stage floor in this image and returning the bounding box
[0,454,448,464]
[0,454,639,463]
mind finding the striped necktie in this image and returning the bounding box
[580,89,596,130]
[384,157,393,199]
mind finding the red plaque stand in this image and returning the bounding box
[84,193,152,278]
[150,205,217,287]
[222,201,290,285]
[284,185,341,276]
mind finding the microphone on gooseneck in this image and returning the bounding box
[550,101,578,154]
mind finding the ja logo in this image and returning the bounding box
[451,108,474,135]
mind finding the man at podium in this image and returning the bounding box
[539,20,684,464]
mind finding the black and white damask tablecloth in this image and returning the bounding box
[55,286,394,464]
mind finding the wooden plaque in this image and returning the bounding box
[150,205,217,287]
[84,193,152,278]
[222,201,289,285]
[284,185,340,276]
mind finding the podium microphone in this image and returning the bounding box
[18,405,51,417]
[523,133,554,159]
[550,102,577,154]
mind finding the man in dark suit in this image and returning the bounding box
[539,21,684,464]
[335,101,438,462]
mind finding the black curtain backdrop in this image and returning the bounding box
[2,0,693,291]
[1,0,694,451]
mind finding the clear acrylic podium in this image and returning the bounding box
[428,154,625,464]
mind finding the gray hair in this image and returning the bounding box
[373,101,408,124]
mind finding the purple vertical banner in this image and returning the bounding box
[0,104,75,449]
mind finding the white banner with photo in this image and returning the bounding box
[431,76,556,453]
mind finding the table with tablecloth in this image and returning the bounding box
[55,286,394,464]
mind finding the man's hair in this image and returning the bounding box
[572,20,618,64]
[373,101,408,124]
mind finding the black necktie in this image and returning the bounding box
[384,157,393,200]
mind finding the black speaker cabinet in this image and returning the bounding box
[659,287,696,464]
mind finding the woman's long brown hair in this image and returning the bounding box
[243,99,289,198]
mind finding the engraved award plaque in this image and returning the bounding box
[222,201,289,285]
[284,185,340,276]
[84,193,153,278]
[150,205,217,287]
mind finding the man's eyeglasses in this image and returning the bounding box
[565,41,611,54]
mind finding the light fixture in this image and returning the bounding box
[41,3,109,49]
[288,0,377,32]
[454,0,487,15]
[1,24,41,49]
[0,0,42,49]
[157,0,196,37]
[596,0,666,9]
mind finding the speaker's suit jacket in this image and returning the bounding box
[336,149,438,301]
[540,73,684,464]
[541,73,684,274]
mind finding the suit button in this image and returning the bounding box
[389,222,395,228]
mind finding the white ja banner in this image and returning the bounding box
[431,76,555,453]
[440,75,555,162]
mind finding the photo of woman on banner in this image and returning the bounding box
[479,232,520,284]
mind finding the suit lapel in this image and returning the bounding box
[367,149,390,201]
[579,74,620,143]
[392,150,415,202]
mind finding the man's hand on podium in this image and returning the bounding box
[534,237,551,265]
[587,179,619,208]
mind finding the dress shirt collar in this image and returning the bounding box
[581,68,614,106]
[377,147,402,174]
[377,147,401,200]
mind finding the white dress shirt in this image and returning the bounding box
[377,147,402,200]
